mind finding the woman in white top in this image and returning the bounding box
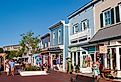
[5,61,10,76]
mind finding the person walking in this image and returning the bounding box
[9,59,15,76]
[5,60,10,76]
[92,59,100,82]
[56,57,60,70]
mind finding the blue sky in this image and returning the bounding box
[0,0,91,47]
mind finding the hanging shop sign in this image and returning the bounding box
[99,45,107,53]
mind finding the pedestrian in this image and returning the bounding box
[68,58,73,74]
[92,59,100,82]
[5,60,10,76]
[9,59,15,76]
[56,57,60,70]
[0,64,1,75]
[52,58,57,70]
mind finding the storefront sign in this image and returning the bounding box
[99,45,107,53]
[70,47,78,52]
[48,47,60,51]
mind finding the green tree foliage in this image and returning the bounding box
[19,31,41,56]
[0,48,4,53]
[5,50,18,59]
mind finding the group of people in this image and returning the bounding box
[5,59,15,76]
[53,57,61,70]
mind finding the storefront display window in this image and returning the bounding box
[82,55,91,68]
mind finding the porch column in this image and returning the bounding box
[50,53,53,69]
[110,48,113,69]
[116,47,120,70]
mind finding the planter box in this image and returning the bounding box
[80,67,92,74]
[19,71,48,76]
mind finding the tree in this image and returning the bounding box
[19,31,40,56]
[0,48,4,53]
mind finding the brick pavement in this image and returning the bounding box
[0,71,120,82]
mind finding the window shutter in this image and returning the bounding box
[111,8,114,24]
[115,6,120,23]
[100,13,103,28]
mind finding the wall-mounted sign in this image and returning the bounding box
[99,45,107,53]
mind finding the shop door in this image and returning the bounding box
[111,48,116,70]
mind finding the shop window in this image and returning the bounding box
[119,48,121,70]
[82,55,91,68]
[90,54,94,62]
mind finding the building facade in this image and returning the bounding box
[49,20,69,71]
[40,33,51,67]
[90,0,121,78]
[68,0,100,73]
[3,44,21,51]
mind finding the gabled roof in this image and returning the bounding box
[40,33,50,39]
[68,0,101,19]
[90,22,121,43]
[48,20,65,30]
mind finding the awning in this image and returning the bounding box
[90,23,121,43]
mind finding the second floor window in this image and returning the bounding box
[104,10,111,26]
[81,19,89,31]
[52,32,55,45]
[100,7,120,28]
[58,29,61,44]
[73,23,79,34]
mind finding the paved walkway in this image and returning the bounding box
[0,71,121,82]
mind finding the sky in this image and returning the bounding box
[0,0,91,47]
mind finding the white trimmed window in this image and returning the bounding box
[73,23,79,34]
[103,10,111,26]
[58,29,61,44]
[52,32,55,45]
[81,19,88,31]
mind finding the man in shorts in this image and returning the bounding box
[9,59,15,76]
